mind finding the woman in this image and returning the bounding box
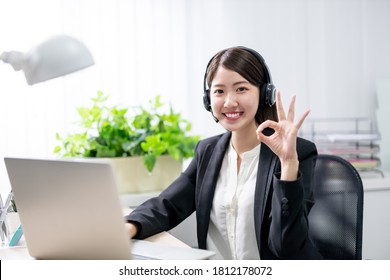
[125,46,322,259]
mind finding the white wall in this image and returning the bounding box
[1,0,390,196]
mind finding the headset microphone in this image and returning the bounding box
[211,111,219,123]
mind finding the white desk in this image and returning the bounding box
[0,231,189,260]
[361,171,390,260]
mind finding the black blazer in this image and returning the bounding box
[126,130,323,259]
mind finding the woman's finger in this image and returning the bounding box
[287,95,296,122]
[256,120,280,142]
[256,120,279,134]
[275,90,286,121]
[295,109,311,129]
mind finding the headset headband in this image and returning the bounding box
[203,46,273,93]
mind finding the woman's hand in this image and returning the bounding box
[125,222,139,238]
[256,90,310,181]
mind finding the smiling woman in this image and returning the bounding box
[1,0,390,223]
[125,46,321,260]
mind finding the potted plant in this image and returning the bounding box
[54,91,199,194]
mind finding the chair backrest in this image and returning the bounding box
[308,154,364,259]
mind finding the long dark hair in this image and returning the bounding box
[206,47,278,124]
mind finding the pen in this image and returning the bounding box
[0,191,13,241]
[0,193,4,242]
[0,191,13,222]
[4,191,13,210]
[9,224,23,247]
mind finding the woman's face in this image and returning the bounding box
[210,66,260,134]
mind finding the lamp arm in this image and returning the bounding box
[0,51,25,71]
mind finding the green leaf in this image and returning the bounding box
[167,146,182,161]
[96,146,117,157]
[143,153,156,173]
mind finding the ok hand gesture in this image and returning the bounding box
[256,90,310,181]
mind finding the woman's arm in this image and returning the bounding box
[268,140,322,259]
[124,140,202,239]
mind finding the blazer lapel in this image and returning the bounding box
[196,132,230,249]
[254,130,278,252]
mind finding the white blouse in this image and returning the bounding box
[207,142,261,260]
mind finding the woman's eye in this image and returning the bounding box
[237,87,248,92]
[214,89,224,94]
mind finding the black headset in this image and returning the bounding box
[203,46,276,114]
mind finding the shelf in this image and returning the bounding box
[301,117,383,177]
[317,147,380,156]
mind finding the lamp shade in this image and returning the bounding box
[0,35,94,85]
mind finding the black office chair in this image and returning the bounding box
[308,154,364,259]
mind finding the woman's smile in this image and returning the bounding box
[223,112,243,120]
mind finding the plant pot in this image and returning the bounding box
[91,156,182,194]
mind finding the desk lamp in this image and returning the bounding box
[1,34,94,85]
[0,34,94,245]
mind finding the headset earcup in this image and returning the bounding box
[203,90,211,111]
[267,84,276,107]
[260,83,276,108]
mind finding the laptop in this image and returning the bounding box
[4,157,215,260]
